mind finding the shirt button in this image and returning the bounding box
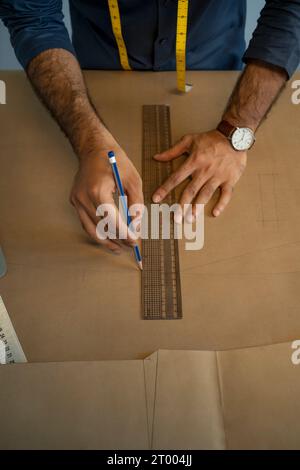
[159,38,168,46]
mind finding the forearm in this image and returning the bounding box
[27,48,112,159]
[223,60,288,131]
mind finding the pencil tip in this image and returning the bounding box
[138,261,143,271]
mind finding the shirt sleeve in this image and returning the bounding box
[0,0,75,69]
[243,0,300,78]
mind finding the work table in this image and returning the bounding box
[0,70,300,361]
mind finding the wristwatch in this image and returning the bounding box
[217,120,255,151]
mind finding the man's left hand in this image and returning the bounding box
[152,130,247,221]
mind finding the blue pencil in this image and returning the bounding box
[107,151,143,270]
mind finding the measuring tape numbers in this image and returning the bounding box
[108,0,191,92]
[176,0,192,92]
[108,0,132,71]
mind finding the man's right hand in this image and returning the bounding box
[70,140,144,253]
[26,49,144,253]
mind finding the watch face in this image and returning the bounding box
[231,127,255,151]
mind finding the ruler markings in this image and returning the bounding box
[142,105,182,320]
[0,296,27,364]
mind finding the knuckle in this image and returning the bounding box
[182,134,191,144]
[128,176,143,193]
[98,187,110,201]
[177,135,192,154]
[74,190,85,204]
[201,184,215,198]
[89,185,100,199]
[186,158,195,170]
[186,183,199,198]
[169,173,180,186]
[193,152,205,165]
[223,184,234,193]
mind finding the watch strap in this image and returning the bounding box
[217,120,236,139]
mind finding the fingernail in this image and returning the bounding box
[214,209,220,217]
[152,194,161,203]
[153,154,159,159]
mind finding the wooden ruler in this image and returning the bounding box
[142,105,182,320]
[0,296,27,364]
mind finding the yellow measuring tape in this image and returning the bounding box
[108,0,131,71]
[176,0,192,92]
[108,0,191,92]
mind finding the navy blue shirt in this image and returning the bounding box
[1,0,300,77]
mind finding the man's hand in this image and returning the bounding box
[27,49,144,252]
[152,130,246,221]
[70,139,143,253]
[152,60,288,222]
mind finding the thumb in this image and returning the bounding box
[153,135,192,162]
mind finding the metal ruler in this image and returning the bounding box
[0,296,27,364]
[142,105,182,320]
